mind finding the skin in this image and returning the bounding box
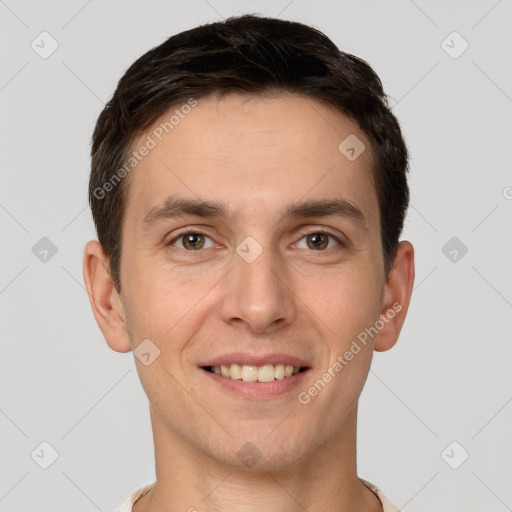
[83,92,414,512]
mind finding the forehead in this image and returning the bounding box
[124,92,379,231]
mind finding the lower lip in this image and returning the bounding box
[201,368,310,399]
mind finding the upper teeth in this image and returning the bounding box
[211,364,301,382]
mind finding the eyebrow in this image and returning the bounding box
[141,195,366,232]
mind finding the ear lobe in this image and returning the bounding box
[374,241,415,352]
[82,240,132,353]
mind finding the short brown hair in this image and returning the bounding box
[89,14,409,293]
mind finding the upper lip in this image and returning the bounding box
[199,352,311,368]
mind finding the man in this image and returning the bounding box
[83,14,414,512]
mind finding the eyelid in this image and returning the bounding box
[165,225,348,250]
[166,227,216,248]
[293,226,346,248]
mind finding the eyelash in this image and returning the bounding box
[166,228,345,251]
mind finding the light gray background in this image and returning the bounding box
[1,0,511,510]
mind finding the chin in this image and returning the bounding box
[208,431,319,473]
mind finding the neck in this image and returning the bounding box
[133,405,382,512]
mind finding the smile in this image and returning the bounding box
[204,363,307,382]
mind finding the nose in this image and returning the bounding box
[219,242,297,334]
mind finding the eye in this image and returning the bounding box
[166,229,343,252]
[167,231,215,251]
[295,231,342,251]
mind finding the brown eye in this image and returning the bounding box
[307,233,329,250]
[295,231,341,251]
[182,233,205,250]
[168,231,215,250]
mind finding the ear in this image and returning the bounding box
[82,240,132,353]
[374,241,415,352]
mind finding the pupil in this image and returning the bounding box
[309,233,326,249]
[186,233,203,249]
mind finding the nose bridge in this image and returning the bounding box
[221,236,295,332]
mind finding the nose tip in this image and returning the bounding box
[220,247,296,333]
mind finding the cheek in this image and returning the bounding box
[300,265,383,342]
[122,259,216,347]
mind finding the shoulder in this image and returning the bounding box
[114,482,155,512]
[360,478,401,512]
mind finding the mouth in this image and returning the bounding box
[198,353,311,399]
[202,363,309,382]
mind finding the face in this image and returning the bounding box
[89,92,411,471]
